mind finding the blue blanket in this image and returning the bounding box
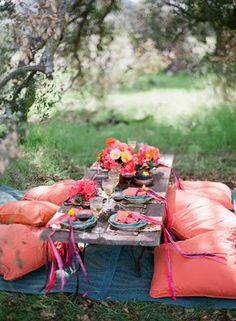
[0,185,235,309]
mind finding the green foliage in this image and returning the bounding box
[121,72,206,92]
[30,75,62,120]
[184,104,236,153]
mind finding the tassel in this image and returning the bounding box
[45,259,56,294]
[47,235,66,291]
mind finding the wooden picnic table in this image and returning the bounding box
[41,154,173,247]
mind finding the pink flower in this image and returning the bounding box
[110,148,121,160]
[137,144,160,167]
[68,179,97,201]
[121,160,136,175]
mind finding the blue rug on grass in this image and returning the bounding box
[0,185,235,309]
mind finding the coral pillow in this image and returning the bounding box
[171,201,236,239]
[166,186,219,228]
[167,181,233,214]
[150,229,236,299]
[23,180,76,206]
[0,224,50,280]
[182,181,233,210]
[0,200,59,226]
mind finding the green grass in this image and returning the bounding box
[120,71,209,92]
[58,72,217,127]
[0,293,235,321]
[2,103,236,190]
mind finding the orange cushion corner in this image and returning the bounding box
[150,229,236,299]
[0,200,59,227]
[22,179,76,206]
[0,224,50,281]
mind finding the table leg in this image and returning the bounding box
[74,243,87,296]
[129,246,147,275]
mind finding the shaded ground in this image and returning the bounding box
[0,292,236,321]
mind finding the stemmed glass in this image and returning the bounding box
[102,179,116,209]
[128,138,137,150]
[89,197,103,218]
[108,168,120,190]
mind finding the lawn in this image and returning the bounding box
[1,73,236,321]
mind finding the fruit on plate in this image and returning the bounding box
[115,210,139,224]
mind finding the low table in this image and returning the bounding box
[41,154,173,247]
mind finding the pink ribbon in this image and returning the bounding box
[68,220,89,281]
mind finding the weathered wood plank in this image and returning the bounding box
[42,154,173,247]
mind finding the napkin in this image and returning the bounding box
[123,187,147,197]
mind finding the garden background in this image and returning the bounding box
[0,0,236,320]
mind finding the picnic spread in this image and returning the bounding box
[0,137,236,307]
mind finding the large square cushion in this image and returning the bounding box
[150,230,236,299]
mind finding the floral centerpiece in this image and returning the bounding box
[98,138,137,176]
[98,138,161,186]
[68,179,97,205]
[136,143,160,171]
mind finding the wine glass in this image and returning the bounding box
[89,197,103,218]
[102,179,116,208]
[108,168,120,189]
[128,138,137,150]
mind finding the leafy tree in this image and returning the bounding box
[123,0,236,80]
[0,0,118,173]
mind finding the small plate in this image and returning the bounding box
[108,213,147,231]
[124,195,152,204]
[61,215,97,230]
[112,191,125,202]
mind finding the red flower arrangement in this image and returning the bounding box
[98,138,137,175]
[136,143,160,169]
[68,179,97,202]
[98,138,161,176]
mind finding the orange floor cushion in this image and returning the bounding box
[0,224,50,280]
[166,181,233,220]
[182,181,233,210]
[171,200,236,239]
[150,229,236,299]
[22,180,76,206]
[0,200,59,226]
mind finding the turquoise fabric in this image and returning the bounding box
[0,185,235,309]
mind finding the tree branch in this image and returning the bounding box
[73,0,95,53]
[164,1,188,15]
[96,0,117,25]
[13,71,36,100]
[0,65,45,90]
[0,0,73,91]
